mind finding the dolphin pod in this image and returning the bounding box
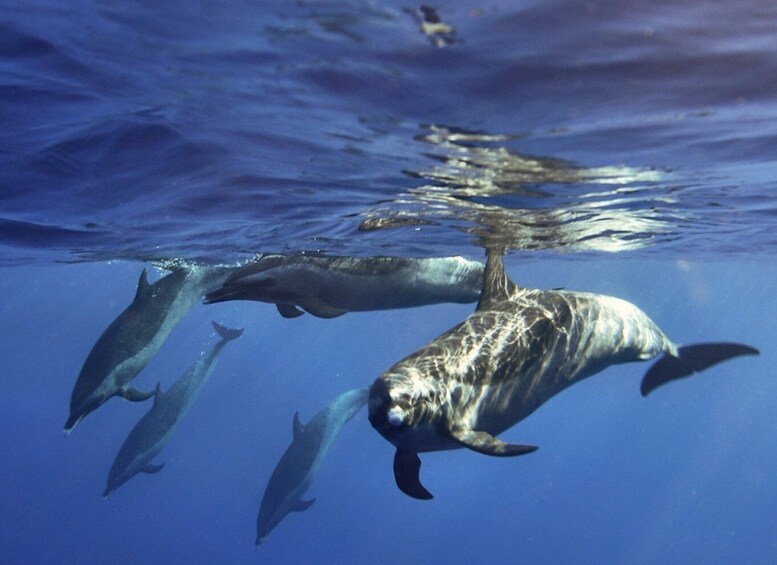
[103,322,243,497]
[368,251,760,499]
[203,254,484,318]
[256,388,369,545]
[65,265,234,433]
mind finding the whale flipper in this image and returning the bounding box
[393,449,433,500]
[290,499,315,512]
[277,304,305,318]
[641,342,760,397]
[448,422,539,456]
[120,387,156,402]
[141,463,165,474]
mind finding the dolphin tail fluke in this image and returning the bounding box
[448,422,539,457]
[641,342,760,397]
[120,387,156,402]
[211,321,244,342]
[394,449,433,500]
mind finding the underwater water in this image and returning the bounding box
[1,1,776,563]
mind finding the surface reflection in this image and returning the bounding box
[360,125,679,253]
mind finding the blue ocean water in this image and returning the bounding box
[1,1,775,563]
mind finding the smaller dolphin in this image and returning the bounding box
[103,322,243,497]
[66,264,235,433]
[256,387,369,545]
[203,254,484,319]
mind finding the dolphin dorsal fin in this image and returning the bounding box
[152,382,162,408]
[476,250,518,311]
[133,269,153,302]
[293,412,304,438]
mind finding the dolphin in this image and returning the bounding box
[203,254,484,319]
[65,264,235,433]
[256,387,369,545]
[103,322,243,497]
[368,251,759,499]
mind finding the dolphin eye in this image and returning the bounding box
[387,407,405,427]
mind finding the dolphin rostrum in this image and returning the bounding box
[66,264,235,433]
[368,251,759,499]
[256,387,369,544]
[103,322,243,497]
[203,254,484,319]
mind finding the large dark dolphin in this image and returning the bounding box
[256,387,368,545]
[203,254,484,319]
[65,265,235,433]
[368,251,759,499]
[103,322,243,497]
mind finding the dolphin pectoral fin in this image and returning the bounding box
[120,387,156,402]
[141,463,165,474]
[290,498,315,512]
[277,303,305,318]
[641,342,760,397]
[393,449,433,500]
[300,300,347,319]
[448,423,538,457]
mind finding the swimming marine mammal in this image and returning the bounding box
[65,265,235,433]
[103,322,243,497]
[203,254,484,319]
[368,251,759,499]
[256,387,368,544]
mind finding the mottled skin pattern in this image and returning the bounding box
[204,254,484,318]
[369,252,757,498]
[373,261,674,454]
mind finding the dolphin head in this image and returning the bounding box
[64,392,105,434]
[368,373,445,451]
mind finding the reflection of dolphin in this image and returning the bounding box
[65,265,234,433]
[204,254,484,319]
[369,251,759,500]
[103,322,243,497]
[256,388,368,545]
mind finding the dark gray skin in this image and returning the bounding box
[203,254,484,319]
[369,251,759,500]
[256,388,368,545]
[65,265,235,433]
[103,322,243,497]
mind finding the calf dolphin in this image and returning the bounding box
[66,264,235,433]
[368,251,759,499]
[256,387,368,545]
[203,254,484,319]
[103,322,243,497]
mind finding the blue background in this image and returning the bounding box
[1,1,776,563]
